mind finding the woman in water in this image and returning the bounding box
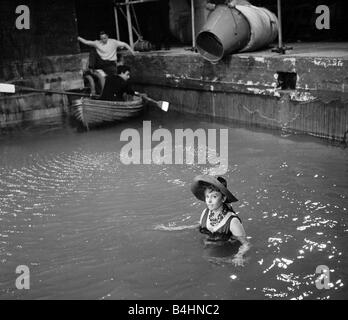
[191,175,250,266]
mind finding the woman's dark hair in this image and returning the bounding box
[223,202,235,213]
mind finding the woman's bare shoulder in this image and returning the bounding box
[229,216,246,237]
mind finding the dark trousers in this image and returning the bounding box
[89,49,117,76]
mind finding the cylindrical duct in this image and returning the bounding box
[196,4,278,62]
[236,5,278,52]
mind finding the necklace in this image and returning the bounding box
[208,208,225,226]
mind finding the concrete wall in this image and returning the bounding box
[0,0,85,127]
[0,93,68,128]
[0,54,85,86]
[126,50,348,141]
[0,53,87,128]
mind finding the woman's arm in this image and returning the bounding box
[77,36,97,48]
[230,218,250,266]
[199,208,207,225]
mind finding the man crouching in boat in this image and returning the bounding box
[191,175,250,266]
[99,65,135,101]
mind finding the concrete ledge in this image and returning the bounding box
[127,45,348,101]
[126,43,348,141]
[135,84,347,141]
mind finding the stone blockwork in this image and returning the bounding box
[0,54,86,89]
[0,53,87,127]
[125,45,348,141]
[0,0,84,127]
[0,93,67,127]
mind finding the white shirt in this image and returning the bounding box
[94,39,121,61]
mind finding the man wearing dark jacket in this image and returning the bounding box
[99,65,135,101]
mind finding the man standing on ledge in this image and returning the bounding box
[78,31,135,76]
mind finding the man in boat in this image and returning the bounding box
[77,31,135,76]
[99,65,136,101]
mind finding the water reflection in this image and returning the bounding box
[0,112,347,299]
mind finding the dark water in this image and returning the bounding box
[0,110,347,300]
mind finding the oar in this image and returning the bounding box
[1,83,169,111]
[135,92,169,112]
[0,83,95,98]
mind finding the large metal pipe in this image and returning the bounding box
[196,4,278,62]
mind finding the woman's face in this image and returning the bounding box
[204,188,225,211]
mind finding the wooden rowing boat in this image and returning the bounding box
[71,96,144,129]
[0,82,168,130]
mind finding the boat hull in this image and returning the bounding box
[71,96,144,129]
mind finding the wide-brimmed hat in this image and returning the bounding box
[191,175,238,203]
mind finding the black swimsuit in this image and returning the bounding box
[199,207,242,242]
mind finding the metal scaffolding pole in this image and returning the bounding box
[125,0,134,48]
[272,0,292,54]
[114,6,120,40]
[113,0,160,46]
[277,0,283,49]
[191,0,196,49]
